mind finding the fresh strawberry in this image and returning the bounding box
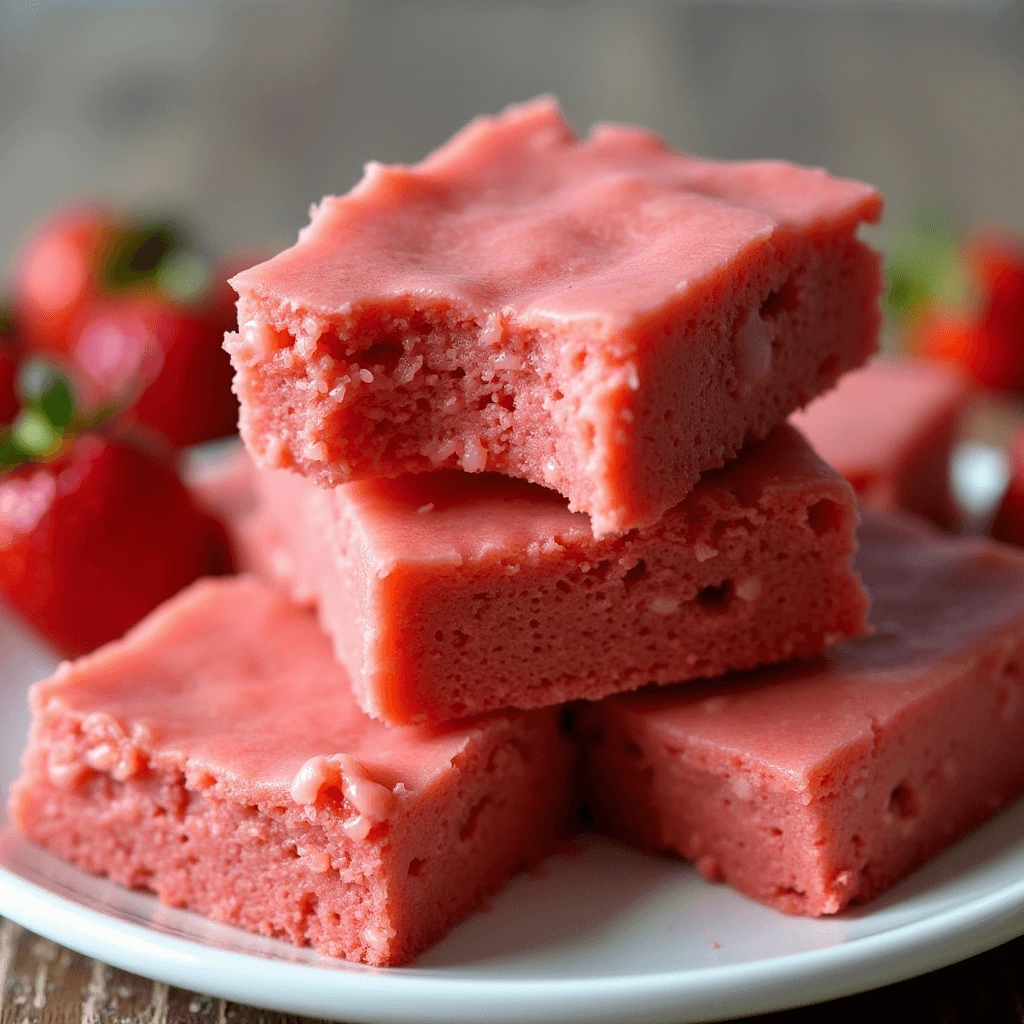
[992,426,1024,547]
[966,233,1024,335]
[0,434,231,656]
[14,207,239,446]
[0,358,76,474]
[129,300,238,448]
[65,301,161,419]
[14,205,118,354]
[0,353,18,427]
[905,225,1024,391]
[0,307,20,425]
[912,311,1024,392]
[69,297,237,449]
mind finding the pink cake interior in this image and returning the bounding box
[10,577,573,965]
[581,509,1024,915]
[791,358,973,529]
[250,425,867,724]
[228,97,883,535]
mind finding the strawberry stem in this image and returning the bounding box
[156,249,211,304]
[0,303,16,339]
[17,359,75,429]
[98,219,211,307]
[12,408,62,457]
[885,208,970,329]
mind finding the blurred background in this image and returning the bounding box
[2,0,1024,656]
[1,0,1023,266]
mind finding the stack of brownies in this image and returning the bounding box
[12,99,1024,965]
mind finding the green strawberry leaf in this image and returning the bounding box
[17,359,75,429]
[885,208,969,328]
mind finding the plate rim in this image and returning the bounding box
[3,852,1024,1024]
[3,451,1024,1023]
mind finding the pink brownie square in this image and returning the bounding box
[580,510,1024,916]
[247,425,867,725]
[9,576,573,965]
[791,358,974,530]
[227,98,884,536]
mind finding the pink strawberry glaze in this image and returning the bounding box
[226,97,884,536]
[791,358,973,530]
[581,509,1024,916]
[9,576,573,965]
[248,425,867,725]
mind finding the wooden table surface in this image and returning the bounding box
[1,914,1023,1024]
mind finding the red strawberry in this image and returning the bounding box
[913,232,1024,392]
[65,301,163,418]
[0,309,20,426]
[69,297,238,450]
[966,235,1024,376]
[966,233,1024,325]
[129,301,238,448]
[0,434,231,657]
[14,206,117,354]
[912,311,1024,392]
[0,350,20,427]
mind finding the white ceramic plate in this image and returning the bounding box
[1,608,1024,1023]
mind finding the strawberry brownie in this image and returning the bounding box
[792,358,974,530]
[580,510,1024,916]
[250,425,868,725]
[9,576,573,965]
[226,98,884,536]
